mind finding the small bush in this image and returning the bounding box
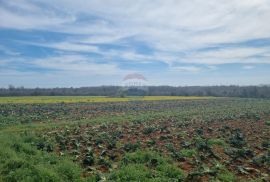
[265,121,270,126]
[0,133,85,182]
[122,150,164,165]
[179,149,197,158]
[229,130,246,148]
[1,159,60,182]
[55,160,81,181]
[1,159,29,175]
[123,142,140,152]
[109,164,151,181]
[261,140,270,149]
[143,126,156,135]
[113,150,185,181]
[194,138,211,151]
[217,171,236,182]
[156,164,185,179]
[208,138,226,146]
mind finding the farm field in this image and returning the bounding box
[0,96,213,104]
[0,97,270,182]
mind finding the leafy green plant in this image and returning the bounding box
[217,171,235,182]
[0,133,87,182]
[196,128,204,136]
[165,143,176,153]
[109,163,151,181]
[229,129,246,148]
[123,142,140,152]
[265,120,270,126]
[194,138,211,151]
[97,157,111,168]
[111,150,185,181]
[107,138,117,149]
[82,147,95,166]
[225,148,254,160]
[143,126,156,135]
[208,138,226,146]
[179,149,197,158]
[261,140,270,149]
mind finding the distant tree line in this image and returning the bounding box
[1,85,270,98]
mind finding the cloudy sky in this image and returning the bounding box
[0,0,270,87]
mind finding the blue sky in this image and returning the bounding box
[0,0,270,87]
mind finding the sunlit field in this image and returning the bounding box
[1,97,270,181]
[0,96,214,104]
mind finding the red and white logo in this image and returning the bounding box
[122,73,148,87]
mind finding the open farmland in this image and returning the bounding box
[0,96,213,104]
[0,97,270,182]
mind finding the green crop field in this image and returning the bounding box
[0,97,270,181]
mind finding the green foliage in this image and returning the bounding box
[265,120,270,126]
[225,148,254,160]
[82,147,95,166]
[229,129,246,148]
[1,159,61,182]
[97,157,111,168]
[179,149,197,158]
[0,133,88,182]
[143,126,156,135]
[123,142,140,152]
[252,152,270,167]
[55,160,81,181]
[261,140,270,149]
[110,150,185,181]
[109,164,151,181]
[194,138,212,151]
[217,171,235,182]
[208,138,226,146]
[1,98,270,181]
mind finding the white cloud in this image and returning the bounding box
[0,69,124,87]
[0,6,74,30]
[1,0,270,79]
[31,55,125,74]
[207,65,218,70]
[242,65,255,70]
[23,41,99,53]
[180,47,270,65]
[0,59,8,66]
[46,42,98,53]
[170,66,202,73]
[0,45,20,56]
[2,0,270,46]
[0,54,132,76]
